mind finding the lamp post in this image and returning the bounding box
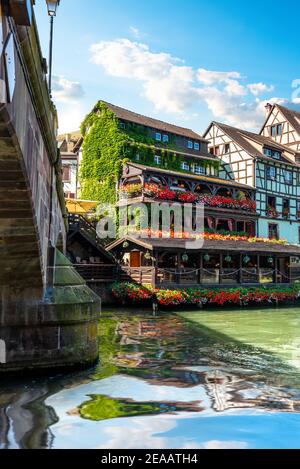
[46,0,60,96]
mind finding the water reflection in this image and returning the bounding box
[2,308,300,448]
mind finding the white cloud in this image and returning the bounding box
[89,38,287,130]
[248,82,274,96]
[201,440,248,449]
[225,79,247,97]
[52,75,85,103]
[51,76,85,133]
[197,68,242,86]
[90,39,197,114]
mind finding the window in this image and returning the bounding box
[267,196,277,218]
[187,140,193,149]
[282,198,290,219]
[154,155,161,165]
[209,148,214,155]
[224,143,230,154]
[193,164,206,175]
[119,122,126,129]
[284,170,293,185]
[268,223,279,240]
[135,153,140,162]
[155,132,161,141]
[266,166,276,180]
[297,201,300,219]
[264,147,281,159]
[181,161,190,171]
[214,146,220,156]
[264,148,272,157]
[62,165,71,182]
[162,134,169,143]
[270,124,282,136]
[194,142,200,151]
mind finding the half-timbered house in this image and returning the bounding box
[204,121,300,245]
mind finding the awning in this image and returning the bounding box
[65,199,98,215]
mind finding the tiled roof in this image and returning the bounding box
[275,104,300,135]
[212,122,300,167]
[102,101,207,141]
[107,236,300,255]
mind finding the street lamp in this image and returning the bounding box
[46,0,60,95]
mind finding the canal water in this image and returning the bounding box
[1,307,300,449]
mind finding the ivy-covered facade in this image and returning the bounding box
[79,101,220,203]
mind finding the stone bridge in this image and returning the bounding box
[0,1,100,372]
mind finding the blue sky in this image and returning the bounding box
[35,0,300,134]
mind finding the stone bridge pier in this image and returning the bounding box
[0,1,101,372]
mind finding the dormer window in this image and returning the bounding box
[187,140,193,149]
[264,148,272,157]
[155,132,162,142]
[194,142,200,151]
[119,122,126,129]
[162,134,169,143]
[264,148,281,159]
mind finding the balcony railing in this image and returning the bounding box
[119,184,257,213]
[120,267,282,287]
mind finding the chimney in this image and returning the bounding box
[265,103,273,116]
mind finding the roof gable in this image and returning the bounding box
[260,103,300,136]
[210,121,299,167]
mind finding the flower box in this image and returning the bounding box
[111,282,300,309]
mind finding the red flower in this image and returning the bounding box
[178,192,198,203]
[157,189,176,200]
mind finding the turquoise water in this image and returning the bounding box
[1,307,300,449]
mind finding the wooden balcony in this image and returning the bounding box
[118,266,284,288]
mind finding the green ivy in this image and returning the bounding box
[80,101,219,204]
